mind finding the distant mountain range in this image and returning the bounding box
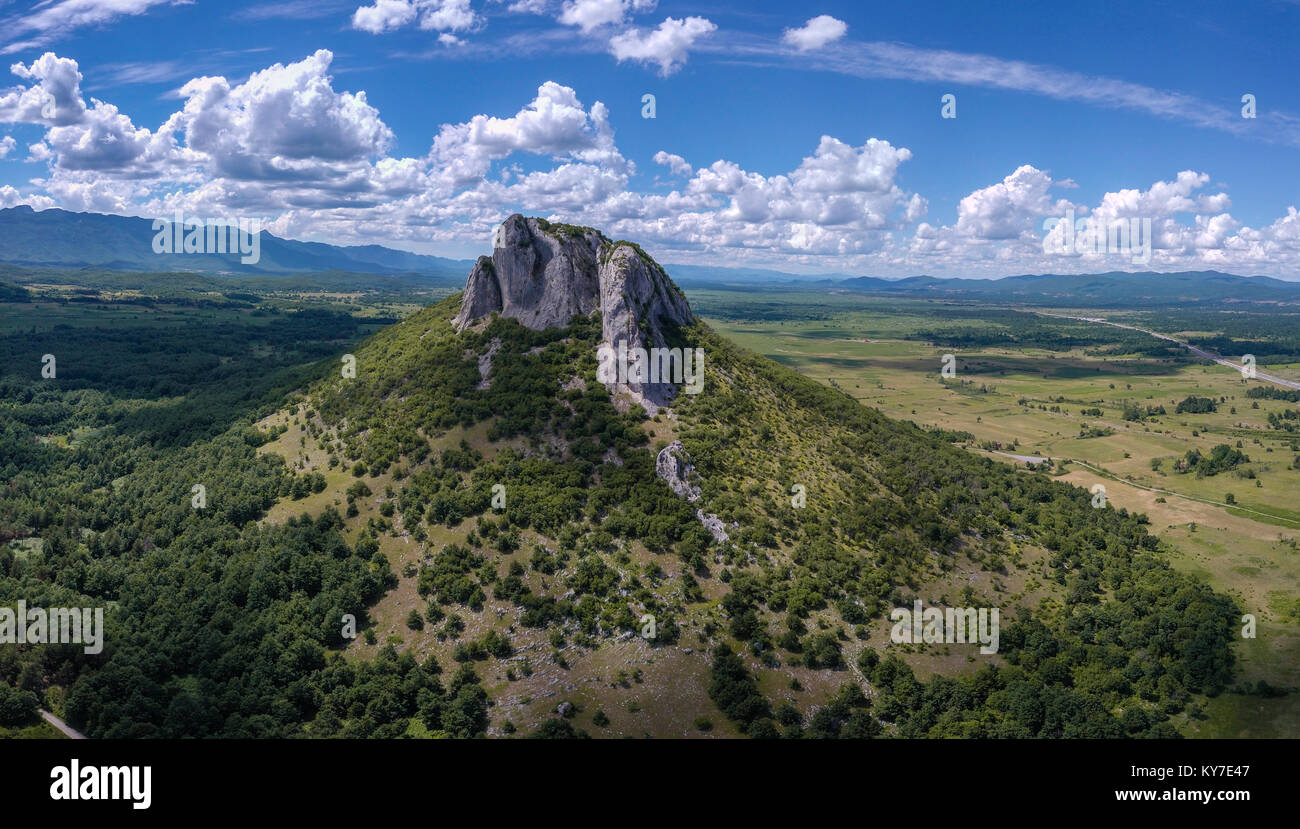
[2,206,1297,307]
[667,263,1300,307]
[833,271,1300,306]
[663,263,848,286]
[0,205,472,279]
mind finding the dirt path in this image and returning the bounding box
[987,450,1300,528]
[40,709,87,739]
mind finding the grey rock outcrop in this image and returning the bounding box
[454,215,606,332]
[695,509,729,544]
[454,214,694,408]
[655,441,729,543]
[655,441,701,502]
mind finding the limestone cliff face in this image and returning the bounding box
[454,214,694,407]
[598,243,693,352]
[453,214,606,332]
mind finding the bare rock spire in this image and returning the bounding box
[454,214,695,407]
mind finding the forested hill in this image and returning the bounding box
[294,293,1238,736]
[0,227,1239,737]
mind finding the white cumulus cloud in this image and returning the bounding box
[0,53,88,126]
[9,52,1300,280]
[176,50,394,178]
[352,0,481,34]
[557,0,655,33]
[782,15,847,51]
[0,184,55,209]
[652,150,691,177]
[955,164,1070,240]
[608,16,716,76]
[430,81,627,186]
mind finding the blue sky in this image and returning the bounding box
[1,0,1298,277]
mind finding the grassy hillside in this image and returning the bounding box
[261,292,1241,737]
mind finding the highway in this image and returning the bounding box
[1036,311,1300,391]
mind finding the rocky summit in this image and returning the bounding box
[454,214,694,407]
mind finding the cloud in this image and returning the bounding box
[557,0,654,33]
[0,53,185,176]
[559,0,624,32]
[794,39,1300,146]
[0,0,179,55]
[37,172,153,213]
[608,16,716,76]
[671,136,916,237]
[0,184,55,209]
[897,165,1266,276]
[0,53,89,126]
[904,193,927,223]
[955,164,1070,240]
[496,0,551,13]
[176,50,394,178]
[782,15,847,51]
[652,150,690,177]
[93,60,189,86]
[515,135,924,264]
[352,0,481,34]
[43,100,167,172]
[1091,171,1230,222]
[10,52,1300,280]
[8,50,411,213]
[353,0,417,32]
[431,80,626,185]
[420,0,480,30]
[893,166,1248,276]
[236,0,354,21]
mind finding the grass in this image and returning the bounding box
[1183,693,1300,739]
[0,720,65,739]
[255,396,734,738]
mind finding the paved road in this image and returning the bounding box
[40,709,87,739]
[1038,311,1300,391]
[994,451,1053,464]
